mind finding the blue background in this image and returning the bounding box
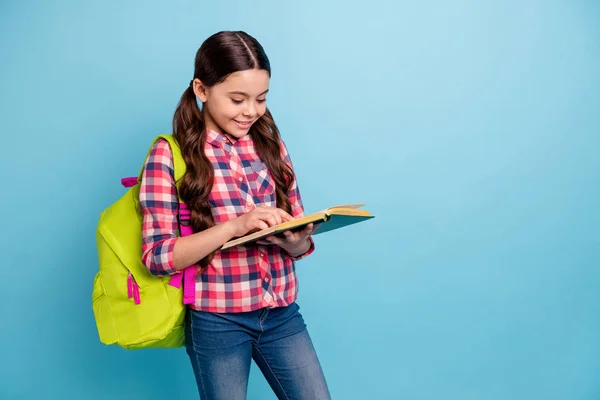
[1,1,599,399]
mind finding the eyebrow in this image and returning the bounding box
[228,89,269,97]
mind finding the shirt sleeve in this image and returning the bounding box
[139,139,180,276]
[280,140,315,261]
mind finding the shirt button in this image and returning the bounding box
[264,277,269,283]
[260,252,265,257]
[230,152,234,157]
[238,177,243,182]
[246,201,253,207]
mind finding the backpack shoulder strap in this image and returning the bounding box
[137,134,187,190]
[156,134,186,185]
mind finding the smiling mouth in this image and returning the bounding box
[234,119,254,128]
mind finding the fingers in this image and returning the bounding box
[252,219,270,231]
[276,209,294,222]
[250,211,277,227]
[266,235,285,246]
[291,223,315,241]
[304,223,314,235]
[282,230,295,242]
[237,206,293,237]
[265,212,280,227]
[255,206,293,223]
[251,208,296,230]
[267,209,283,225]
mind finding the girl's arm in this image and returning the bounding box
[139,140,181,276]
[172,205,292,270]
[140,139,292,275]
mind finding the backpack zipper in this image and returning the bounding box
[127,272,141,305]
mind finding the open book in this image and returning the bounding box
[221,204,374,250]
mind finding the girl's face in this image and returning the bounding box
[193,69,270,139]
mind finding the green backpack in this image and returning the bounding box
[92,134,196,350]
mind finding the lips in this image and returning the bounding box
[234,119,254,129]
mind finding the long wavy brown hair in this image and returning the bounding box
[172,31,294,268]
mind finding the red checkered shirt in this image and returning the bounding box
[139,130,314,313]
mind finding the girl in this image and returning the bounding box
[139,31,331,400]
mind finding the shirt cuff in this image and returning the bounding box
[146,237,179,277]
[287,237,315,261]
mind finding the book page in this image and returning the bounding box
[324,203,366,212]
[220,204,372,250]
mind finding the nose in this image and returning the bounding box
[243,101,257,118]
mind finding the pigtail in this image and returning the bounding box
[173,85,216,269]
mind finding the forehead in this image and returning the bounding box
[217,69,270,94]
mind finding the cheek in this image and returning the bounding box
[257,103,267,117]
[213,100,239,120]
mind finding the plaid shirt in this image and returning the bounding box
[139,130,314,313]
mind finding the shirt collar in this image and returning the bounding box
[205,129,251,147]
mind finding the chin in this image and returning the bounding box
[227,128,249,139]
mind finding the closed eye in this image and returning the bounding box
[231,98,244,104]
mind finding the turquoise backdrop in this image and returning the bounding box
[1,1,599,399]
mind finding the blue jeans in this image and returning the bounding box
[184,302,331,400]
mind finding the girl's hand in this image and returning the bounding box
[258,223,318,257]
[227,206,293,238]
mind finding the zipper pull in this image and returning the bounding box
[133,281,140,305]
[127,273,133,299]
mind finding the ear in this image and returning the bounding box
[192,78,208,103]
